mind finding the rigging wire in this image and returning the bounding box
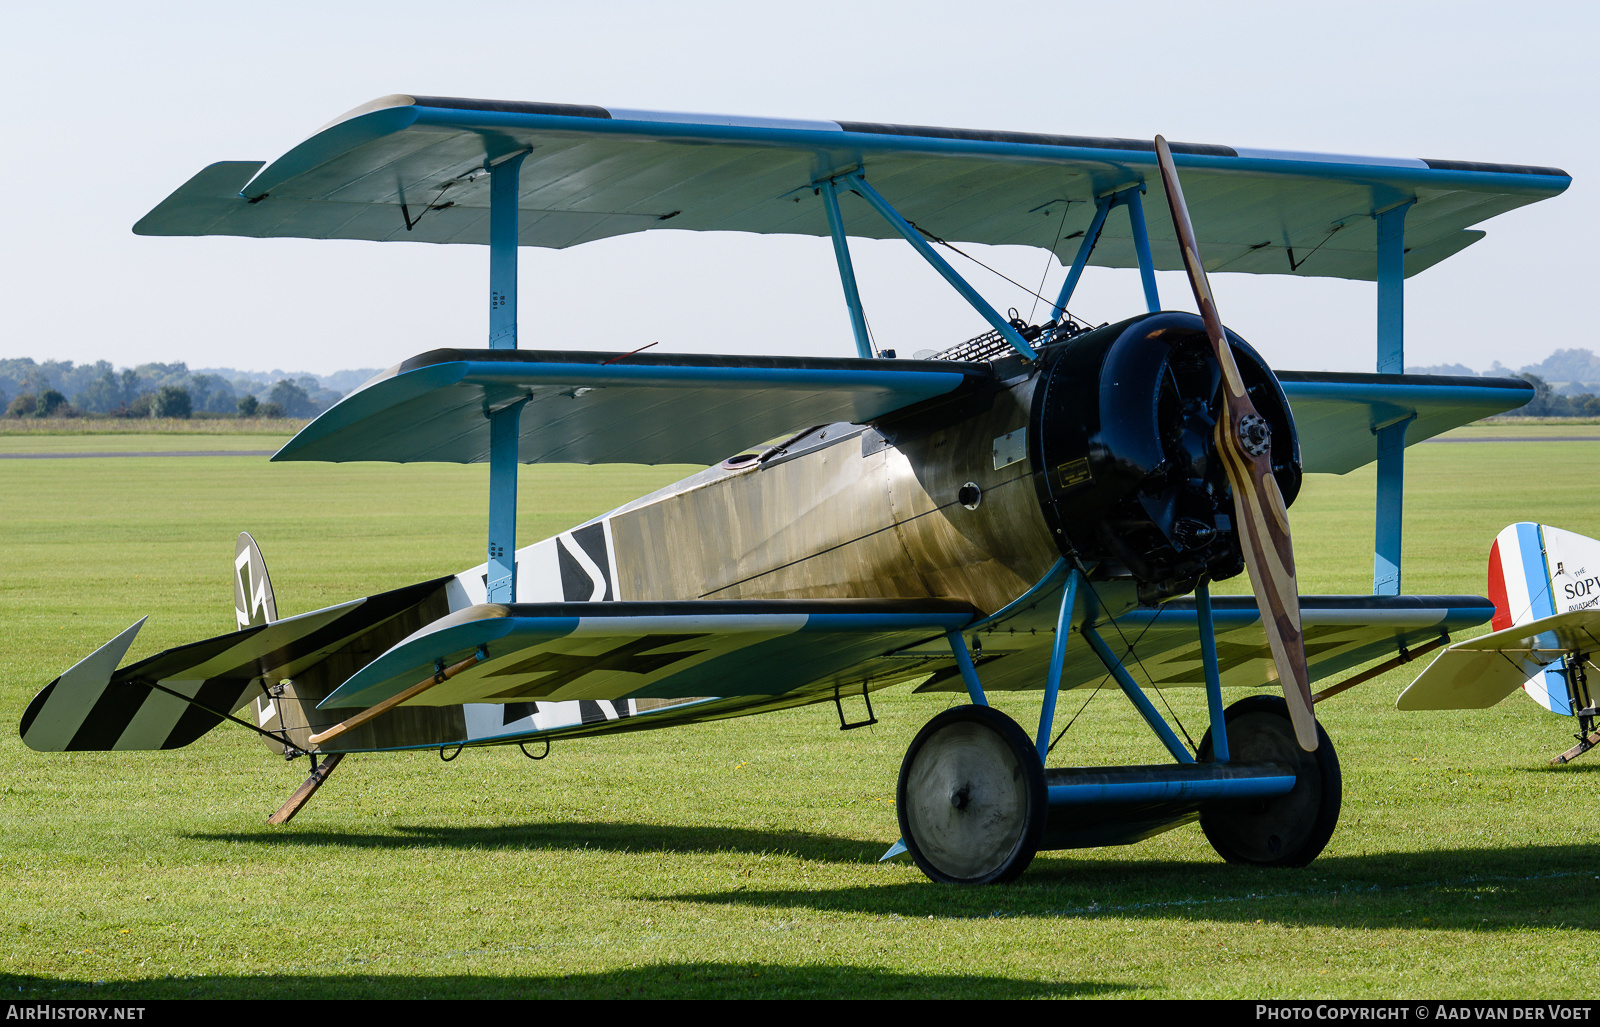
[906,219,1085,327]
[1029,203,1073,324]
[1048,675,1109,755]
[400,180,455,232]
[1070,562,1200,755]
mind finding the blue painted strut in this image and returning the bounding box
[1195,584,1229,762]
[1372,199,1414,596]
[1124,188,1161,313]
[1052,186,1159,316]
[1080,625,1195,764]
[488,152,527,350]
[818,179,873,359]
[486,151,529,603]
[946,631,987,707]
[1052,196,1113,317]
[845,173,1037,360]
[1034,569,1082,759]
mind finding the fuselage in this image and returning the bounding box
[452,362,1059,618]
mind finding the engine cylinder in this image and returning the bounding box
[1028,312,1301,602]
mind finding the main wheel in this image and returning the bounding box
[1196,695,1341,867]
[897,705,1047,884]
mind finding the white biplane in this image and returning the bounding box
[1401,523,1600,764]
[19,95,1568,883]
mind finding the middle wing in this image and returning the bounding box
[273,348,1528,473]
[1279,372,1533,474]
[273,349,992,465]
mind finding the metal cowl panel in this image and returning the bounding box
[1028,312,1301,601]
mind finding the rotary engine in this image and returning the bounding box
[1029,312,1301,603]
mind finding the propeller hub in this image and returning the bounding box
[1237,413,1272,457]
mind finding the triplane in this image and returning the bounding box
[20,96,1567,883]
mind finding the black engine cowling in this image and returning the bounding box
[1029,312,1301,602]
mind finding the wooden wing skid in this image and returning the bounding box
[272,349,991,465]
[133,95,1569,283]
[1397,610,1600,711]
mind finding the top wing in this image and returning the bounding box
[134,95,1569,282]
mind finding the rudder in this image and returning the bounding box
[1485,522,1600,715]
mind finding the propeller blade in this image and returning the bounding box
[1154,135,1318,751]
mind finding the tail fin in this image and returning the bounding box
[233,532,295,753]
[234,531,278,629]
[1486,522,1600,714]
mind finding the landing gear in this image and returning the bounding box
[897,705,1046,884]
[1197,695,1340,867]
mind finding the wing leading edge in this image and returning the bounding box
[318,598,979,711]
[1280,373,1534,474]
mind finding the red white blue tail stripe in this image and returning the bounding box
[1484,523,1600,715]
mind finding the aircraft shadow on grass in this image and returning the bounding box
[0,964,1124,1001]
[189,820,892,864]
[660,842,1600,930]
[189,822,1600,931]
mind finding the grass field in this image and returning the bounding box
[3,432,1599,999]
[0,417,311,437]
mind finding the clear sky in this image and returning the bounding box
[0,0,1591,377]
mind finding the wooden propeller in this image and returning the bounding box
[1154,135,1318,752]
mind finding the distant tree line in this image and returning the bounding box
[1508,374,1600,418]
[0,358,373,420]
[1405,347,1600,418]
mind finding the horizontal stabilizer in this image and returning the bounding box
[1397,609,1600,711]
[1278,373,1533,474]
[273,349,989,465]
[19,618,147,752]
[19,577,452,752]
